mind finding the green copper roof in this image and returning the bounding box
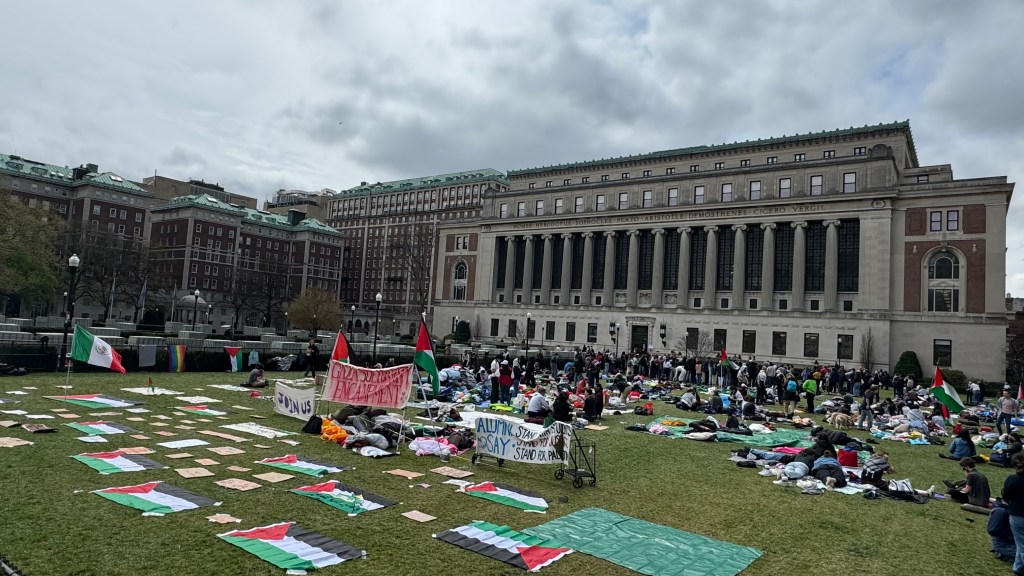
[0,153,150,195]
[79,171,149,194]
[332,168,508,197]
[155,194,341,235]
[508,121,916,177]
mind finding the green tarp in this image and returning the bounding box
[715,427,807,447]
[646,416,696,438]
[523,508,761,576]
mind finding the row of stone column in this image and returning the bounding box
[500,219,844,310]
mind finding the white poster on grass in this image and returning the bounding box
[473,414,571,464]
[274,383,315,421]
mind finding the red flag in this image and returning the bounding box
[719,348,727,362]
[1018,385,1023,402]
[330,330,350,363]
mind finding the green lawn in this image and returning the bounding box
[0,372,1013,576]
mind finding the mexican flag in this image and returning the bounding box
[218,522,366,571]
[331,330,350,363]
[66,421,138,435]
[415,322,440,395]
[930,366,965,414]
[461,481,549,513]
[289,480,396,516]
[436,521,573,572]
[256,454,349,477]
[72,325,125,373]
[224,347,243,372]
[94,481,219,516]
[73,450,167,474]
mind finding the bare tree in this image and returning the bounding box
[859,328,876,372]
[287,287,343,335]
[243,254,291,327]
[678,329,714,360]
[385,215,436,313]
[62,227,144,321]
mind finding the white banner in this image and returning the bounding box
[473,414,571,464]
[274,383,315,421]
[324,361,414,409]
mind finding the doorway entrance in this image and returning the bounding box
[630,324,649,353]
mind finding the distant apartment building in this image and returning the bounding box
[140,174,258,209]
[263,188,334,222]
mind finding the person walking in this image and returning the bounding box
[999,453,1024,574]
[303,339,319,378]
[997,389,1020,436]
[857,385,878,430]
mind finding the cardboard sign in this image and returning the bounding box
[273,383,315,421]
[324,362,414,409]
[473,415,571,465]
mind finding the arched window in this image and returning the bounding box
[452,262,468,301]
[355,319,363,329]
[927,251,961,312]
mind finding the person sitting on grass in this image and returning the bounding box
[992,433,1024,467]
[552,390,573,423]
[527,387,552,419]
[945,457,992,508]
[242,363,267,388]
[861,450,896,488]
[941,428,978,461]
[583,388,602,421]
[706,388,724,414]
[989,499,1018,563]
[676,388,700,411]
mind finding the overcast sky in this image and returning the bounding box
[1,1,1022,292]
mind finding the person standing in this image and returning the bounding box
[303,339,319,377]
[999,453,1024,574]
[857,385,878,430]
[803,372,820,414]
[498,360,514,405]
[998,389,1021,436]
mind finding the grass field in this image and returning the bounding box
[0,372,1013,576]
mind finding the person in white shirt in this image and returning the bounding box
[527,387,552,418]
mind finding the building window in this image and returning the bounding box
[563,179,571,186]
[823,150,835,159]
[772,331,787,356]
[642,190,652,208]
[195,223,202,232]
[767,156,777,165]
[933,339,952,367]
[554,198,564,214]
[714,162,724,170]
[507,319,518,338]
[190,263,198,273]
[587,323,598,343]
[690,165,699,173]
[927,251,961,312]
[740,159,750,168]
[713,329,727,351]
[582,177,590,184]
[917,175,929,183]
[642,170,652,177]
[528,183,536,190]
[838,334,853,360]
[455,235,469,250]
[779,178,791,198]
[119,209,127,220]
[721,183,732,202]
[837,220,860,292]
[810,175,823,196]
[490,318,499,337]
[694,185,705,205]
[618,192,628,209]
[668,188,679,206]
[742,330,756,354]
[601,175,609,182]
[929,211,942,232]
[794,153,805,161]
[499,203,508,218]
[188,276,196,288]
[535,200,544,216]
[946,210,960,231]
[452,262,467,300]
[575,196,584,213]
[595,195,605,211]
[854,146,866,156]
[545,181,552,188]
[749,180,761,200]
[621,172,630,180]
[516,202,526,217]
[92,205,100,215]
[803,333,819,358]
[566,322,576,342]
[843,172,856,193]
[544,321,555,341]
[805,222,826,292]
[666,167,676,175]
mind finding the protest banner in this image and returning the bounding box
[273,382,315,421]
[323,361,414,409]
[473,414,571,464]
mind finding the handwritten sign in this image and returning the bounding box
[274,383,314,421]
[324,362,414,409]
[474,415,571,465]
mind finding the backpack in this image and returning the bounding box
[447,430,474,451]
[634,402,654,416]
[786,380,798,392]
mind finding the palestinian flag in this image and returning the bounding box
[72,325,126,374]
[94,481,219,516]
[225,347,243,372]
[73,450,167,474]
[461,482,548,513]
[46,394,139,409]
[178,405,228,417]
[256,455,351,477]
[415,322,440,395]
[289,480,396,516]
[218,522,366,571]
[66,421,139,435]
[435,521,572,572]
[930,366,966,414]
[331,330,350,363]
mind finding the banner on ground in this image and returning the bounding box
[323,361,414,409]
[274,383,315,421]
[474,415,571,465]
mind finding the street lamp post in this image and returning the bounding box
[349,304,355,342]
[452,315,460,336]
[284,311,289,334]
[57,254,80,372]
[540,319,545,349]
[614,323,620,357]
[525,312,531,363]
[313,314,317,337]
[372,292,382,366]
[836,336,843,367]
[207,304,212,324]
[191,289,200,331]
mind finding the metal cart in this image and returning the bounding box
[555,429,596,488]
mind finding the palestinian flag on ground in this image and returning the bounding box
[178,405,228,417]
[218,522,366,571]
[256,455,351,477]
[415,322,440,395]
[73,450,167,474]
[225,347,243,372]
[435,521,572,572]
[930,366,966,415]
[289,480,396,516]
[330,330,350,363]
[66,421,139,435]
[72,325,126,374]
[45,394,139,409]
[94,481,219,516]
[461,481,548,513]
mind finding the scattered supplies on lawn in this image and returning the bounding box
[46,394,139,409]
[208,513,242,524]
[256,455,351,477]
[384,469,423,479]
[216,478,262,491]
[218,522,366,572]
[353,446,395,458]
[93,481,219,516]
[77,436,108,443]
[73,450,167,474]
[522,508,762,576]
[253,472,294,483]
[207,446,246,456]
[175,396,221,404]
[121,387,182,396]
[0,437,33,448]
[178,405,228,417]
[66,421,139,435]
[222,422,297,439]
[22,423,56,433]
[198,430,250,443]
[460,481,548,513]
[430,466,474,478]
[175,467,215,478]
[401,510,436,523]
[157,439,210,449]
[289,480,397,516]
[435,521,572,572]
[209,384,252,392]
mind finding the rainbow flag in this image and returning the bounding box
[168,345,186,373]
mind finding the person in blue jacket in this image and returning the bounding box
[945,428,977,460]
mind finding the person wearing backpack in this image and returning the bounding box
[783,373,800,418]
